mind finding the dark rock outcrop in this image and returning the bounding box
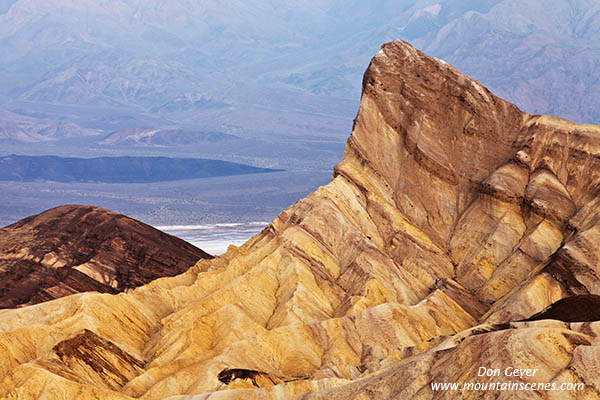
[0,204,212,308]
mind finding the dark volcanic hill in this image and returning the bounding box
[0,205,212,308]
[0,154,281,183]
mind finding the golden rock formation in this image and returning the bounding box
[2,40,600,399]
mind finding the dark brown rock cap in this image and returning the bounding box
[0,204,212,308]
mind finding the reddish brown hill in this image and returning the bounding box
[0,204,212,308]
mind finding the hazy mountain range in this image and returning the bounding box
[1,0,598,146]
[1,0,599,226]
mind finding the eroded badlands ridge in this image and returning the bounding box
[2,40,600,399]
[0,205,212,308]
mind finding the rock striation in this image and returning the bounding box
[0,204,212,308]
[1,40,600,399]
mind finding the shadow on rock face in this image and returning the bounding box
[217,368,281,388]
[523,294,600,322]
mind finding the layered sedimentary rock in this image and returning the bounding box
[2,40,600,399]
[0,205,212,308]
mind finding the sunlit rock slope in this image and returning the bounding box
[2,40,600,399]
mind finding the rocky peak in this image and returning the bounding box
[1,41,600,399]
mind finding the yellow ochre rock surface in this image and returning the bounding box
[2,40,600,399]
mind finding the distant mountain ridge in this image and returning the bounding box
[0,154,281,183]
[99,128,239,146]
[0,0,598,145]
